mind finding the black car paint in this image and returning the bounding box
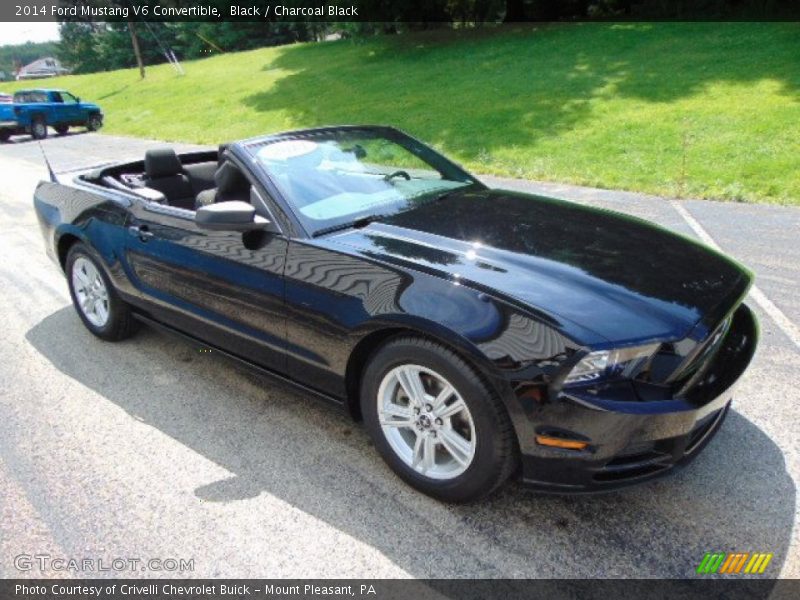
[33,126,758,492]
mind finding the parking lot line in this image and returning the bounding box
[671,200,800,351]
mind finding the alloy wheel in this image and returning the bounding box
[71,256,110,327]
[377,364,476,480]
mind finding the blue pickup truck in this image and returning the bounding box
[0,89,103,142]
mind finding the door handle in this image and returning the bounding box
[128,225,154,242]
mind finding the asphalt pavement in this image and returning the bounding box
[1,131,798,579]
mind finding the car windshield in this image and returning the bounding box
[250,129,479,235]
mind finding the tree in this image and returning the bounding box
[57,22,104,74]
[128,22,145,78]
[504,0,527,20]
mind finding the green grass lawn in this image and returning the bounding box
[4,23,799,204]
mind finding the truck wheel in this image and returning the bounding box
[31,117,48,140]
[86,114,102,132]
[55,125,69,136]
[0,130,9,143]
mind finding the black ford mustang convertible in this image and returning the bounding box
[34,126,758,501]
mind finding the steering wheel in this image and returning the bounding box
[384,170,411,182]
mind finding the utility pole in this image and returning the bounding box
[128,22,145,79]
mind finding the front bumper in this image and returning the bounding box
[516,303,758,493]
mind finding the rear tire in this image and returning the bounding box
[55,124,69,135]
[86,114,102,132]
[66,243,136,341]
[31,117,48,140]
[361,337,518,502]
[0,130,10,143]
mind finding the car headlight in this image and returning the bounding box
[563,343,660,386]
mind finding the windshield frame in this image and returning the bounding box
[240,126,485,238]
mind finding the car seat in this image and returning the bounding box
[195,160,251,209]
[143,148,195,210]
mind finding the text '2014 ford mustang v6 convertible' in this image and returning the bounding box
[34,126,757,501]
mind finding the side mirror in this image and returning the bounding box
[195,200,272,232]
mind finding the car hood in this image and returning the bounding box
[326,188,751,345]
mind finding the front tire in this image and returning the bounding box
[31,117,48,140]
[0,130,10,143]
[361,337,518,502]
[66,243,136,341]
[86,114,102,132]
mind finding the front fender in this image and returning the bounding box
[355,311,503,379]
[356,271,579,379]
[349,268,581,415]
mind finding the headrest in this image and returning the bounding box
[145,148,183,179]
[215,161,250,194]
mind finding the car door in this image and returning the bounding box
[58,92,83,123]
[122,188,290,374]
[49,91,75,124]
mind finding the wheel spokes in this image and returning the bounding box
[435,397,467,420]
[411,434,424,469]
[379,403,415,428]
[75,267,91,289]
[382,403,413,419]
[432,383,454,410]
[439,428,472,466]
[421,435,436,474]
[395,366,426,406]
[94,300,109,324]
[411,432,436,474]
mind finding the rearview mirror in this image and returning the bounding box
[195,201,271,232]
